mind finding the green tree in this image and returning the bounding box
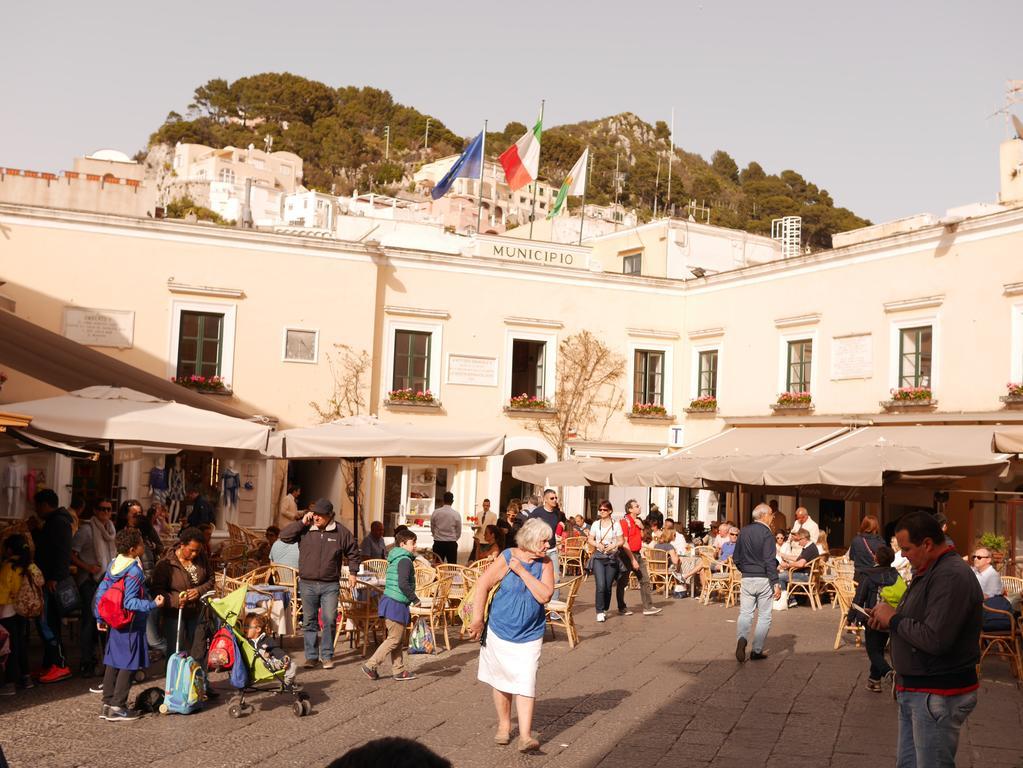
[711,150,739,182]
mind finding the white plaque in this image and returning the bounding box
[830,334,872,380]
[63,307,134,348]
[446,355,498,386]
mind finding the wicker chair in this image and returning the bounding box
[335,582,381,656]
[546,576,584,648]
[561,537,587,577]
[414,563,438,598]
[268,563,301,635]
[361,558,388,580]
[832,577,864,649]
[409,575,453,652]
[698,554,732,605]
[1002,575,1023,600]
[416,548,442,565]
[644,548,673,598]
[724,561,743,608]
[820,556,855,608]
[448,567,478,639]
[469,557,494,572]
[978,604,1022,680]
[786,557,824,610]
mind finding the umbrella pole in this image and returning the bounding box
[109,439,116,503]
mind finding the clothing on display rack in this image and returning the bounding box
[5,460,20,511]
[167,465,186,501]
[222,469,240,509]
[148,464,168,503]
[25,469,40,503]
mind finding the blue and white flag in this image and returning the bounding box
[430,131,484,200]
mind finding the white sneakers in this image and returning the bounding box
[642,607,663,616]
[596,612,607,622]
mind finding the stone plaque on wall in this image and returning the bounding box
[63,307,134,348]
[830,334,873,380]
[446,355,498,386]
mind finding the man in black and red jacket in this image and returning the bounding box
[869,511,982,768]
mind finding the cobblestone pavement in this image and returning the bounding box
[2,591,1021,768]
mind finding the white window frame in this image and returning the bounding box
[888,314,939,391]
[168,299,237,387]
[689,342,722,401]
[628,341,674,412]
[777,330,818,396]
[504,330,557,405]
[386,319,443,399]
[281,327,319,364]
[1010,303,1023,384]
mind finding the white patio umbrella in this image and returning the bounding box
[2,386,271,451]
[511,458,613,487]
[267,415,505,539]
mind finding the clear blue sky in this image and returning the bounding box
[1,0,1018,223]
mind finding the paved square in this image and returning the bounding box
[2,592,1021,767]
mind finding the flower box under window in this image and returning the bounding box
[772,392,812,411]
[881,386,936,410]
[508,394,551,410]
[686,396,718,414]
[387,388,435,404]
[172,375,231,394]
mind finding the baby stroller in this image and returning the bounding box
[204,586,312,718]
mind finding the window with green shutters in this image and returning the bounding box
[899,326,932,388]
[698,349,718,397]
[786,339,812,392]
[393,330,431,392]
[634,349,665,405]
[176,311,224,379]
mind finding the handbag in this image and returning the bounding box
[409,617,435,654]
[14,564,44,618]
[772,588,789,611]
[53,575,81,615]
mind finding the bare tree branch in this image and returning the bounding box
[530,331,625,458]
[309,344,371,422]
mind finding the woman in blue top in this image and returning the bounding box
[470,518,555,753]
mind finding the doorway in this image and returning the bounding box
[819,499,846,549]
[500,449,545,510]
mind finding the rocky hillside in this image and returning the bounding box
[147,73,868,247]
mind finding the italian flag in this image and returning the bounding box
[547,147,589,219]
[499,113,542,192]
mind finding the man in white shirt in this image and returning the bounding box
[360,520,387,561]
[971,548,1003,598]
[430,492,462,564]
[471,498,497,560]
[788,507,820,556]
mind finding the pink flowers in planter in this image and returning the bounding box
[776,391,812,406]
[632,402,668,416]
[508,393,551,409]
[388,388,435,403]
[688,395,717,411]
[171,374,227,393]
[889,386,932,402]
[1007,383,1023,397]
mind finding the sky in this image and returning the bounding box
[1,0,1019,223]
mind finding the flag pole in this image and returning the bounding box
[528,99,545,240]
[666,107,674,216]
[578,146,589,246]
[476,120,487,234]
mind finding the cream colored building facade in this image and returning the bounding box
[2,138,1023,556]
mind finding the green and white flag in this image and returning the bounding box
[547,147,588,219]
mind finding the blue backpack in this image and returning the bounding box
[163,651,207,715]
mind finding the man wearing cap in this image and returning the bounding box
[280,498,360,670]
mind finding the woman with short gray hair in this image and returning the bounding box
[470,517,555,753]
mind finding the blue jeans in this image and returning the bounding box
[300,579,339,661]
[778,570,809,588]
[591,557,618,614]
[736,577,774,654]
[896,690,977,768]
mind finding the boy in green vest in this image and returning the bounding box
[361,529,420,681]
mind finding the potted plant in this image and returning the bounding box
[774,391,812,408]
[387,388,435,404]
[171,374,229,394]
[1002,382,1023,406]
[889,386,933,402]
[686,395,717,412]
[631,402,668,417]
[979,532,1008,569]
[508,393,551,410]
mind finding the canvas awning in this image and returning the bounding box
[992,426,1023,454]
[681,426,850,457]
[814,424,1001,456]
[2,386,271,451]
[610,454,707,487]
[512,459,613,487]
[0,427,99,459]
[267,415,504,459]
[0,308,258,420]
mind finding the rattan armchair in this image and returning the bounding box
[832,577,863,649]
[644,548,673,598]
[979,603,1022,680]
[698,554,732,605]
[724,561,743,608]
[336,582,381,656]
[561,537,587,577]
[361,558,388,579]
[409,575,453,652]
[545,576,584,648]
[786,557,824,610]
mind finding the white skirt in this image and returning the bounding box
[477,630,543,698]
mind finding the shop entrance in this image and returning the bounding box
[381,464,452,535]
[500,450,545,510]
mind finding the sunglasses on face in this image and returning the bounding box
[97,506,112,511]
[972,555,990,560]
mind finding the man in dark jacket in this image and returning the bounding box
[32,489,74,682]
[186,488,215,528]
[732,503,781,662]
[869,512,982,768]
[280,498,359,670]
